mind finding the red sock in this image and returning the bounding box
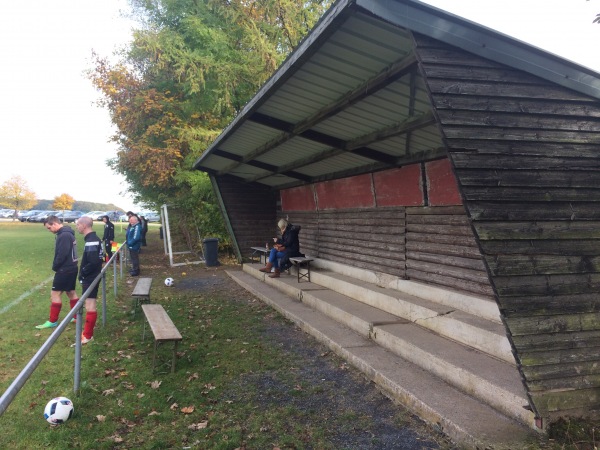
[49,302,62,323]
[70,298,79,310]
[84,311,97,339]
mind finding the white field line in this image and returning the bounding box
[0,276,53,315]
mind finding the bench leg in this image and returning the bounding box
[172,341,178,373]
[152,340,158,372]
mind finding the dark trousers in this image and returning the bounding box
[129,248,140,274]
[104,240,113,259]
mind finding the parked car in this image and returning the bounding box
[0,209,16,218]
[30,210,60,223]
[103,211,122,222]
[19,210,44,222]
[144,212,161,223]
[58,210,85,223]
[82,211,107,220]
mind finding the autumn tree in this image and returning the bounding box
[0,176,37,220]
[53,193,75,213]
[89,0,332,240]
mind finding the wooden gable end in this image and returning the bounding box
[414,34,600,418]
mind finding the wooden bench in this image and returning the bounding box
[131,277,153,316]
[289,257,314,283]
[141,304,183,373]
[250,246,270,264]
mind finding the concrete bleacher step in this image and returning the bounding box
[311,258,502,322]
[228,269,538,449]
[244,263,534,428]
[309,269,514,364]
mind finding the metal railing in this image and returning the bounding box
[0,244,127,416]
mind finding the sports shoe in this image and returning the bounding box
[70,334,93,348]
[35,321,57,329]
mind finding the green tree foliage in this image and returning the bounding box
[89,0,332,244]
[0,176,37,219]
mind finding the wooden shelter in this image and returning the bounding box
[194,0,600,422]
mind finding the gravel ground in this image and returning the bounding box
[175,264,452,449]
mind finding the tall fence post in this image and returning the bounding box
[102,272,107,327]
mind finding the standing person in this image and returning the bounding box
[127,214,142,276]
[259,218,302,278]
[101,215,115,261]
[73,217,104,344]
[139,215,148,247]
[36,216,79,329]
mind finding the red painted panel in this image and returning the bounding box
[373,165,424,206]
[315,174,375,209]
[426,159,462,206]
[281,185,316,211]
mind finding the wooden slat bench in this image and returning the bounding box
[289,257,314,283]
[131,277,153,317]
[250,246,270,264]
[141,304,183,373]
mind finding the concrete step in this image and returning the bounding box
[248,263,513,364]
[310,258,502,322]
[244,263,533,428]
[227,269,538,449]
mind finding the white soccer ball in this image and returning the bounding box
[164,277,174,287]
[44,397,74,425]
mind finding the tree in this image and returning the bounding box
[52,193,75,212]
[0,176,37,220]
[89,0,332,242]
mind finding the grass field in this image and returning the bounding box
[0,221,596,449]
[1,221,441,449]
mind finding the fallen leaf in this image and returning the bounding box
[170,403,179,411]
[149,380,162,389]
[96,415,106,422]
[137,393,145,399]
[188,421,208,430]
[187,373,199,382]
[181,406,195,414]
[148,410,160,416]
[102,389,115,396]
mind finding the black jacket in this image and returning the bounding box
[276,224,301,257]
[52,226,78,274]
[102,220,115,242]
[79,231,103,283]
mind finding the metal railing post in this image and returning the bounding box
[102,272,107,327]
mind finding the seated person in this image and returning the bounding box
[259,218,302,278]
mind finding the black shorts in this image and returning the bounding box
[52,272,77,292]
[81,282,100,299]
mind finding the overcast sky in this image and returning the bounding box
[0,1,598,212]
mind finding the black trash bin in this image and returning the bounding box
[203,237,220,267]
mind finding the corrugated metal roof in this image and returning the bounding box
[194,0,600,190]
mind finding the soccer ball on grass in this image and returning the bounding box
[164,277,174,287]
[44,397,74,425]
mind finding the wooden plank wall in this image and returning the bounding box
[415,34,600,418]
[406,206,494,299]
[284,208,406,278]
[214,176,278,261]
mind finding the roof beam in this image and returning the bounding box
[215,52,418,176]
[246,110,435,183]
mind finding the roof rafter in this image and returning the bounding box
[215,51,418,176]
[246,110,436,183]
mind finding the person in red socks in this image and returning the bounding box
[36,216,79,329]
[72,216,104,344]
